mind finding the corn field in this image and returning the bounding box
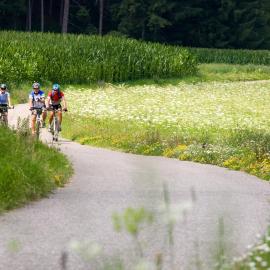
[190,47,270,65]
[0,31,197,84]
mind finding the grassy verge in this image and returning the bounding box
[63,116,270,181]
[198,64,270,82]
[0,124,72,212]
[190,47,270,65]
[125,63,270,85]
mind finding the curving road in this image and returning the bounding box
[0,104,269,270]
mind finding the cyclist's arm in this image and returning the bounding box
[46,92,52,108]
[62,96,67,110]
[29,98,33,109]
[40,93,46,104]
[7,93,12,107]
[40,97,46,105]
[45,97,50,108]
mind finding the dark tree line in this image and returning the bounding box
[1,0,270,49]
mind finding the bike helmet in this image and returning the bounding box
[0,83,7,90]
[52,83,60,91]
[32,82,40,89]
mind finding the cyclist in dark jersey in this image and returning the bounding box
[46,83,67,132]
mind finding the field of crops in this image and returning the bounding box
[0,31,196,84]
[2,31,270,85]
[191,47,270,65]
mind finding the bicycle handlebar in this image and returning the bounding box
[30,107,44,111]
[0,105,14,110]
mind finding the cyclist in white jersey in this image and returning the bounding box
[28,82,47,135]
[0,83,13,125]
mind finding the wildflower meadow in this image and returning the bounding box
[63,80,270,181]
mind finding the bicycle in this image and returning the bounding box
[48,107,67,142]
[0,104,14,126]
[30,107,44,140]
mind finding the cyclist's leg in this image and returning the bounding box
[41,108,47,127]
[48,111,54,131]
[31,113,37,135]
[3,112,8,125]
[58,109,62,127]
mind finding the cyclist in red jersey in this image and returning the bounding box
[46,83,67,132]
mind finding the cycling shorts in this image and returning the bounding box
[0,104,8,113]
[31,107,46,115]
[50,104,62,111]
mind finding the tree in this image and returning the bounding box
[229,0,269,48]
[49,0,53,16]
[98,0,104,35]
[62,0,70,33]
[165,0,205,46]
[112,0,148,39]
[147,0,174,41]
[41,0,44,31]
[0,0,26,30]
[27,0,32,31]
[112,0,173,40]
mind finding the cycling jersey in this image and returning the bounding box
[48,90,64,105]
[0,91,10,105]
[29,90,45,108]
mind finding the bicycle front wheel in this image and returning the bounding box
[36,121,40,140]
[53,116,59,141]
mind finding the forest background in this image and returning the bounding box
[1,0,270,49]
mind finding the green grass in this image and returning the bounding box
[61,80,270,181]
[124,63,270,85]
[0,124,72,212]
[198,63,270,82]
[190,47,270,65]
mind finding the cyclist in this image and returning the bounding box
[46,83,67,132]
[0,83,13,125]
[29,82,47,135]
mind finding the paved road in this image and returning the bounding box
[0,104,269,270]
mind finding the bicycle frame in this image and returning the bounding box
[49,108,60,142]
[33,108,43,140]
[52,112,59,142]
[0,105,8,126]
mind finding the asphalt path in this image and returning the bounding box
[0,104,269,270]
